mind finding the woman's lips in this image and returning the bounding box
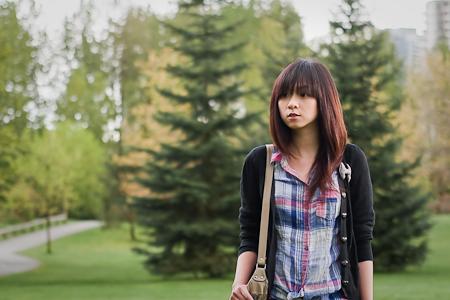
[288,113,300,119]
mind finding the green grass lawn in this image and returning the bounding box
[374,214,450,300]
[0,216,449,300]
[0,223,232,300]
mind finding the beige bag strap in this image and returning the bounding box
[256,144,274,268]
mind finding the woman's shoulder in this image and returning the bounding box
[244,145,269,169]
[343,143,367,161]
[344,143,364,154]
[246,145,268,160]
[343,143,370,173]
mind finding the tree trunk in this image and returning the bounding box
[45,212,52,254]
[63,196,69,219]
[127,203,136,241]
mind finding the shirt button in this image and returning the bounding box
[303,267,306,271]
[305,225,309,230]
[304,246,309,251]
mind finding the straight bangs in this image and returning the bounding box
[272,63,320,105]
[270,58,348,196]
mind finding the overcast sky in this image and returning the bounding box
[32,0,429,43]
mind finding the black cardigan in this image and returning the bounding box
[238,143,375,300]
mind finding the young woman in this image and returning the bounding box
[230,59,375,300]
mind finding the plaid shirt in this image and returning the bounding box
[269,149,345,300]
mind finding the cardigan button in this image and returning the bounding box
[341,212,347,218]
[341,192,347,198]
[341,236,348,243]
[342,260,349,266]
[342,280,349,286]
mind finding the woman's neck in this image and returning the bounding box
[290,123,320,159]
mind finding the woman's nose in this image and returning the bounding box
[287,100,299,109]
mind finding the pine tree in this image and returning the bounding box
[132,0,256,277]
[259,0,310,89]
[322,0,431,271]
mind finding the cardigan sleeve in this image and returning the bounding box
[348,144,375,262]
[238,146,265,256]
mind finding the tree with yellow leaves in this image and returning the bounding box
[404,47,450,212]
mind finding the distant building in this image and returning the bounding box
[424,0,450,50]
[386,28,422,70]
[387,1,450,71]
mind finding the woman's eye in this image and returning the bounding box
[300,93,308,97]
[281,93,289,98]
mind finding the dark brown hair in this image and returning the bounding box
[270,58,347,195]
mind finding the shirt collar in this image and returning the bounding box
[270,147,315,185]
[270,147,282,163]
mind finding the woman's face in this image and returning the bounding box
[278,91,318,131]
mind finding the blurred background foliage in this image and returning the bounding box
[0,0,448,278]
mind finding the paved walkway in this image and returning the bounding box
[0,220,102,277]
